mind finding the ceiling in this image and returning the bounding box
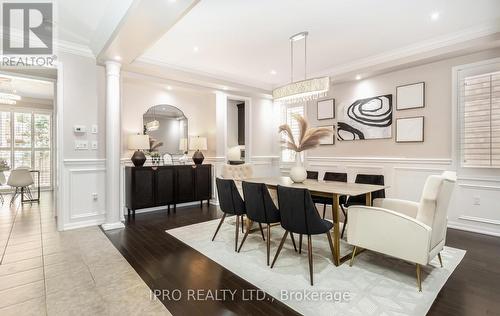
[0,74,54,100]
[56,0,115,45]
[140,0,500,90]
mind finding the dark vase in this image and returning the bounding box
[131,150,146,167]
[192,150,204,164]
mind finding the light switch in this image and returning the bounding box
[91,141,98,150]
[74,125,87,133]
[91,125,98,134]
[75,140,88,150]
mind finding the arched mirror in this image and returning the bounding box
[143,105,188,155]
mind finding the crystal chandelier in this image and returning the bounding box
[272,31,330,104]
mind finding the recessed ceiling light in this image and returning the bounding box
[166,85,173,90]
[114,55,122,61]
[193,46,199,52]
[355,75,361,80]
[430,11,440,21]
[270,70,277,75]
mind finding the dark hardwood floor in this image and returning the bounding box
[104,205,500,316]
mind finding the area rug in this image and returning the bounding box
[166,218,465,316]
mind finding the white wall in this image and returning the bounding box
[287,48,500,237]
[58,52,107,230]
[121,76,217,158]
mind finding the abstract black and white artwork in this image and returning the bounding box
[337,94,393,140]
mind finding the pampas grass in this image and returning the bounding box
[279,114,333,152]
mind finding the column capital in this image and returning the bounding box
[105,60,121,76]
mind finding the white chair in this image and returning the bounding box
[0,171,6,204]
[7,168,34,205]
[347,171,457,291]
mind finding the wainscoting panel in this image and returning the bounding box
[301,156,500,237]
[62,159,106,230]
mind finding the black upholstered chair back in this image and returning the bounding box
[277,185,329,235]
[307,171,319,180]
[216,178,245,215]
[347,174,385,205]
[242,182,280,224]
[323,172,347,182]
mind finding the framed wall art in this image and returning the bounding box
[319,125,335,145]
[396,82,425,110]
[396,116,424,142]
[317,98,335,120]
[337,94,393,140]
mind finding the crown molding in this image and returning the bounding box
[138,21,500,90]
[56,39,95,58]
[132,56,273,93]
[1,28,95,59]
[308,21,500,83]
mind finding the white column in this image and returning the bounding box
[102,61,125,230]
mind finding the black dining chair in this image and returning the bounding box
[238,181,286,265]
[213,178,247,252]
[312,172,348,219]
[342,174,385,238]
[306,171,319,180]
[272,185,335,286]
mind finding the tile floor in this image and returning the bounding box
[0,192,170,315]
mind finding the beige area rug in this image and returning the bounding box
[166,218,465,316]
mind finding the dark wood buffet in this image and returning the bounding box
[125,164,212,217]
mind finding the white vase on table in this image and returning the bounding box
[289,152,307,183]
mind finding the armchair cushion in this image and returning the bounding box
[373,198,419,218]
[347,205,431,265]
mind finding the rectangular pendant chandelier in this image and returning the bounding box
[272,31,330,104]
[272,76,330,103]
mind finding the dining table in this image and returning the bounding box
[246,176,388,266]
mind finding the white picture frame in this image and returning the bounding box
[396,82,425,110]
[396,116,424,142]
[319,125,335,145]
[317,98,335,120]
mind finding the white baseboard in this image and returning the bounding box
[448,221,500,237]
[63,217,105,231]
[101,222,126,231]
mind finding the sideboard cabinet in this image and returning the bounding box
[125,164,212,216]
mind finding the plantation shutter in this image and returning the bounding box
[281,105,304,162]
[461,71,500,167]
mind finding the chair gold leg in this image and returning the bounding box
[237,219,252,253]
[258,223,266,241]
[211,213,226,241]
[290,232,298,252]
[235,215,240,252]
[349,246,358,267]
[437,253,443,268]
[416,264,422,292]
[271,231,288,268]
[307,235,313,286]
[266,224,271,266]
[326,232,335,264]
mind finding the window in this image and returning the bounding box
[280,104,304,162]
[460,71,500,167]
[0,110,52,188]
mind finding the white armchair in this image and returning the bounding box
[347,171,456,291]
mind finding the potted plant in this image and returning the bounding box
[279,114,333,183]
[0,159,10,172]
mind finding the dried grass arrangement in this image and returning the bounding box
[279,114,333,152]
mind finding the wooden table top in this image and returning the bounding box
[245,176,388,196]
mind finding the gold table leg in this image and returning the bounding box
[331,193,340,266]
[366,192,372,206]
